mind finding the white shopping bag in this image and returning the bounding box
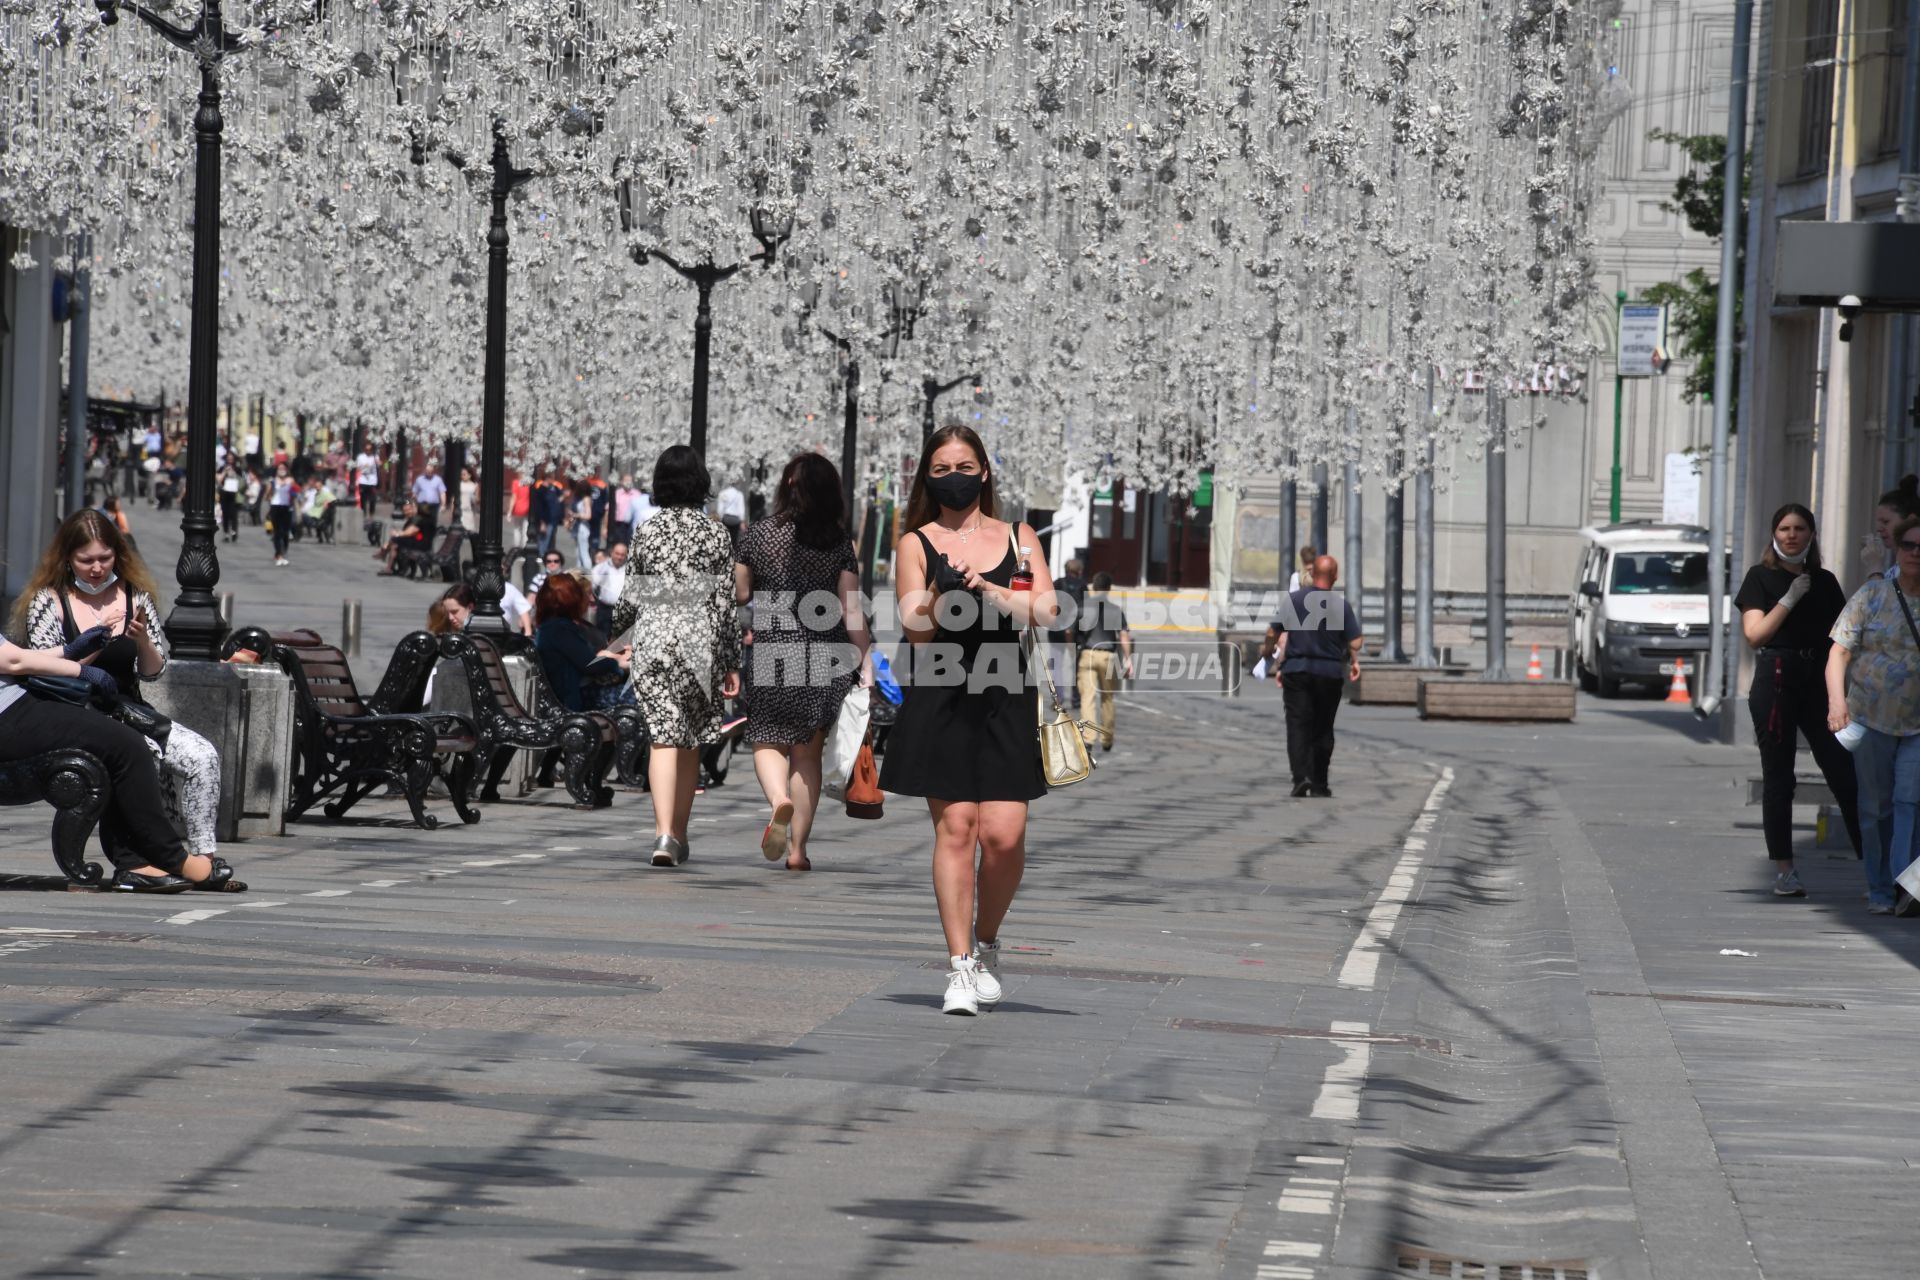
[1897,859,1920,901]
[820,685,871,801]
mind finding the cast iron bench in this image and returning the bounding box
[0,750,113,886]
[438,632,617,809]
[274,639,480,829]
[401,526,465,582]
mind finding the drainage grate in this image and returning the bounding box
[1394,1252,1592,1280]
[1587,989,1844,1011]
[1172,1018,1451,1055]
[918,960,1181,984]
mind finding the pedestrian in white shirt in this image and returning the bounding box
[716,482,747,549]
[411,461,448,543]
[354,449,382,530]
[590,542,629,638]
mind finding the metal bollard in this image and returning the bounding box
[342,598,362,658]
[218,593,234,627]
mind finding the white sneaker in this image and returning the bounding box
[970,940,1003,1005]
[942,957,979,1016]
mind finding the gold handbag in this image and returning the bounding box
[1010,531,1094,788]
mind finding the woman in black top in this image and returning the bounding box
[1735,503,1861,896]
[880,425,1055,1016]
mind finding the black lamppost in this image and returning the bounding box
[466,125,534,636]
[618,182,791,458]
[922,372,977,441]
[95,0,244,658]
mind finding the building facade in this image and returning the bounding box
[1051,0,1732,620]
[1742,0,1915,608]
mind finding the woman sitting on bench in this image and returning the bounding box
[0,634,243,893]
[375,500,427,575]
[15,509,231,885]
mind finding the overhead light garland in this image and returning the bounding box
[4,0,1625,498]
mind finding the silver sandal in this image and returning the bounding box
[650,835,689,867]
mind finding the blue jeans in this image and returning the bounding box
[1851,727,1920,905]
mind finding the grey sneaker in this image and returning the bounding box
[1773,869,1806,897]
[970,940,1003,1006]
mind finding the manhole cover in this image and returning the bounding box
[1395,1251,1593,1279]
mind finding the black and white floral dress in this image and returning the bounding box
[25,586,223,855]
[610,506,740,748]
[735,519,860,745]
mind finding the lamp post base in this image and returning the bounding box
[163,598,229,662]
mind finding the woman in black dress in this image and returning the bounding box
[734,453,871,871]
[880,424,1056,1016]
[1735,502,1861,897]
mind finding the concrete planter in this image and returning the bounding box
[1417,677,1576,722]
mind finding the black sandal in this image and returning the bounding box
[188,857,249,893]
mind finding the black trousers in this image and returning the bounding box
[1749,652,1862,861]
[1282,672,1345,788]
[219,492,239,535]
[0,695,189,874]
[269,503,293,558]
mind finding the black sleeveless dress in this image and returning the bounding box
[878,530,1047,804]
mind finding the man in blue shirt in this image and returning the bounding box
[1272,554,1363,797]
[410,459,448,544]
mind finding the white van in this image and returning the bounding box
[1569,523,1713,697]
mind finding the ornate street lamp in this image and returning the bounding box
[618,182,791,458]
[94,0,247,657]
[922,371,977,441]
[464,124,534,639]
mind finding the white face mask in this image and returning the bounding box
[72,571,119,596]
[1773,538,1808,566]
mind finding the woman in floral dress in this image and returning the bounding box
[611,445,741,868]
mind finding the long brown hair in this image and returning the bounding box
[1759,502,1822,573]
[774,451,847,550]
[901,424,996,535]
[10,509,162,638]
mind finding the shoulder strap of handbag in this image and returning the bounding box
[55,584,80,641]
[1895,581,1920,652]
[1009,526,1067,715]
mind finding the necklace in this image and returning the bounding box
[948,516,985,543]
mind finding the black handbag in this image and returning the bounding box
[24,675,94,705]
[25,675,173,746]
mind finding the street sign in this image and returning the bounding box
[1662,451,1701,524]
[1193,471,1214,509]
[1617,303,1666,378]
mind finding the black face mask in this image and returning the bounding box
[926,472,984,512]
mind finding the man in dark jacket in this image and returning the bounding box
[1272,554,1363,797]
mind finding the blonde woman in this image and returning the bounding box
[13,509,238,890]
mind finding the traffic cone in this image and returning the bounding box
[1666,660,1691,704]
[1526,645,1544,681]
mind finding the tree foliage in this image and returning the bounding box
[1641,131,1748,425]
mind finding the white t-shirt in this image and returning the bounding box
[500,581,532,625]
[633,492,659,526]
[590,560,627,605]
[355,452,380,487]
[716,485,747,523]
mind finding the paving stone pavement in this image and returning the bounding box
[0,512,1913,1278]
